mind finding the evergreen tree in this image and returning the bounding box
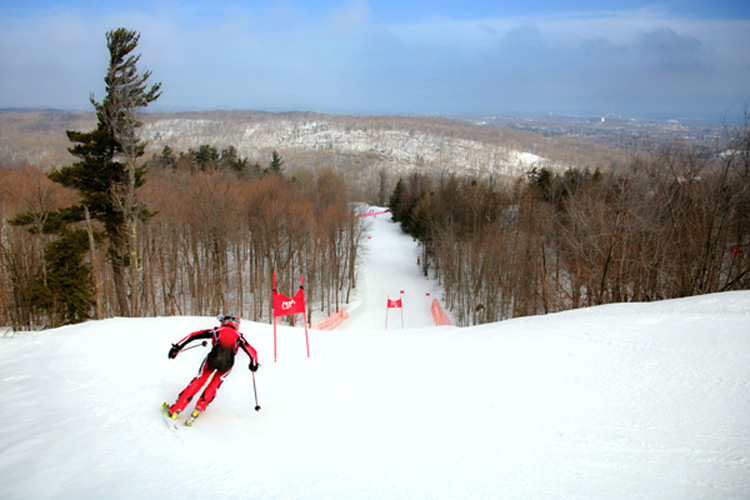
[160,145,176,168]
[46,28,160,316]
[268,150,285,176]
[31,229,94,326]
[219,145,239,170]
[48,116,132,316]
[388,178,406,221]
[97,28,161,316]
[191,144,219,169]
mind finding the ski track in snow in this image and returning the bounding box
[1,209,749,499]
[338,210,444,331]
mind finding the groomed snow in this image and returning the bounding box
[1,210,749,499]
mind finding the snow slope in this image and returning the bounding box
[341,209,445,330]
[1,211,749,499]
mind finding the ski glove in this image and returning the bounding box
[168,344,181,359]
[249,360,259,372]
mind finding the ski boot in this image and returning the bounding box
[185,408,201,426]
[162,402,179,420]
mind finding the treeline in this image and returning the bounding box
[149,144,286,178]
[390,124,750,326]
[0,162,365,329]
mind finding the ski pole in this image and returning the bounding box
[252,370,261,411]
[180,340,208,352]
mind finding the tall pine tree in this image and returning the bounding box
[47,28,161,317]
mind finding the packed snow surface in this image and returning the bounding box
[1,210,749,499]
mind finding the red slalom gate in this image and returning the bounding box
[272,273,310,362]
[385,292,404,329]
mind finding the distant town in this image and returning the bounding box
[469,113,733,153]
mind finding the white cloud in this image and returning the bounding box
[1,2,748,117]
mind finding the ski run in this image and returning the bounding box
[1,209,749,499]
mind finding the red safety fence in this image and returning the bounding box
[311,310,349,330]
[431,298,452,326]
[354,209,391,218]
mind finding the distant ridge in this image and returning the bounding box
[2,108,720,175]
[0,107,73,114]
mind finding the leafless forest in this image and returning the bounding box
[0,160,366,329]
[390,122,750,325]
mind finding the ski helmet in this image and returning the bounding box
[219,314,240,329]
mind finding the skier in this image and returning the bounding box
[163,314,259,425]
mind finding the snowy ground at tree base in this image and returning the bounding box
[1,210,749,499]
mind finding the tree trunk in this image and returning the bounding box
[84,206,104,319]
[127,156,139,317]
[111,249,130,317]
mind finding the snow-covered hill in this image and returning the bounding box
[0,110,574,176]
[1,209,749,499]
[141,115,560,178]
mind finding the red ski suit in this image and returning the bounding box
[169,325,258,415]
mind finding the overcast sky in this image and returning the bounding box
[1,0,749,121]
